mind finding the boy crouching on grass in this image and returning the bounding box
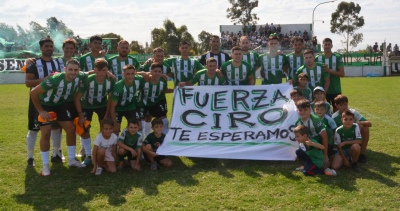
[331,110,362,172]
[142,119,172,170]
[117,119,143,171]
[294,125,337,176]
[92,119,118,175]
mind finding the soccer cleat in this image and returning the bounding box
[27,158,35,167]
[117,161,125,169]
[295,166,304,171]
[95,167,103,176]
[324,168,337,176]
[51,154,63,164]
[150,162,158,171]
[351,163,360,172]
[81,156,92,167]
[358,154,367,163]
[68,158,83,168]
[42,164,50,176]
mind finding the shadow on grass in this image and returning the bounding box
[13,149,399,210]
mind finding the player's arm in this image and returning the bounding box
[117,141,136,156]
[319,130,329,158]
[112,143,117,161]
[142,143,157,157]
[30,85,49,120]
[305,140,325,150]
[358,120,372,128]
[109,100,118,131]
[323,76,330,94]
[103,92,112,119]
[248,75,255,85]
[25,73,47,88]
[91,145,99,174]
[325,64,345,77]
[134,147,142,170]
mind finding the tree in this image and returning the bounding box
[0,23,18,41]
[330,1,365,53]
[226,0,259,25]
[129,40,145,54]
[197,30,213,54]
[150,19,196,55]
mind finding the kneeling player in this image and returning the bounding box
[117,119,142,171]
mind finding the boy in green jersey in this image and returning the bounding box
[117,119,142,171]
[331,110,362,171]
[315,38,345,112]
[332,95,372,163]
[290,89,304,105]
[142,119,173,170]
[294,49,330,92]
[294,99,329,168]
[30,59,86,176]
[79,35,106,72]
[221,46,255,85]
[110,64,145,135]
[142,63,174,137]
[293,73,312,101]
[258,34,288,85]
[310,86,332,116]
[294,125,337,176]
[179,57,226,87]
[74,58,115,167]
[314,101,337,159]
[107,40,140,81]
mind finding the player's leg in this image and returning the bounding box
[104,149,116,173]
[326,93,339,112]
[350,144,361,171]
[143,113,153,138]
[157,156,172,168]
[27,100,40,166]
[153,99,169,134]
[117,147,127,169]
[359,126,370,163]
[50,123,63,163]
[113,111,122,135]
[95,147,106,169]
[39,123,52,176]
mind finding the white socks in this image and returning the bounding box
[26,130,38,159]
[67,146,77,160]
[51,129,62,157]
[81,137,92,157]
[40,151,50,165]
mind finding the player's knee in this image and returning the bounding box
[118,148,125,155]
[162,159,172,168]
[352,144,361,151]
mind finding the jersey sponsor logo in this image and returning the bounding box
[113,91,119,97]
[45,80,52,88]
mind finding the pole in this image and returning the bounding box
[312,1,335,37]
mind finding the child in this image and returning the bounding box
[142,119,173,170]
[92,119,118,175]
[314,101,338,159]
[117,119,143,171]
[294,73,312,101]
[290,89,304,105]
[294,125,337,176]
[294,99,329,168]
[310,86,332,116]
[332,95,372,163]
[331,110,362,171]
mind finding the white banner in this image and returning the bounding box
[157,84,299,160]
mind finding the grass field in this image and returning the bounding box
[0,77,399,210]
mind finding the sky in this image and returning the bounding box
[1,0,399,52]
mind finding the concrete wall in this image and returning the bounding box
[0,71,25,84]
[220,24,312,36]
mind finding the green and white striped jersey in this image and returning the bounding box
[79,53,106,72]
[315,53,344,94]
[141,78,167,107]
[165,57,204,86]
[334,123,361,149]
[257,53,288,85]
[220,60,253,85]
[39,72,86,106]
[111,76,144,111]
[242,51,260,72]
[139,61,171,74]
[190,69,226,86]
[294,62,329,91]
[78,74,115,109]
[107,55,140,81]
[286,53,304,80]
[294,114,327,143]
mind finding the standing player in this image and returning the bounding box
[221,46,255,85]
[74,58,115,167]
[287,36,305,84]
[140,47,171,74]
[294,49,330,92]
[315,38,344,111]
[79,35,106,72]
[179,58,226,86]
[199,35,231,69]
[239,36,259,73]
[109,65,145,135]
[54,38,79,70]
[257,34,289,85]
[30,59,86,176]
[141,63,174,136]
[165,41,205,87]
[25,37,63,167]
[107,40,140,81]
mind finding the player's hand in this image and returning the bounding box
[106,71,116,82]
[260,70,266,78]
[323,64,330,73]
[141,72,151,82]
[305,140,312,146]
[91,166,97,174]
[78,115,85,127]
[161,74,168,81]
[178,82,186,87]
[215,69,223,77]
[338,142,345,149]
[155,142,160,147]
[130,149,137,158]
[26,58,36,66]
[39,110,51,122]
[343,158,350,167]
[287,79,294,85]
[143,58,154,66]
[133,163,141,171]
[99,51,106,57]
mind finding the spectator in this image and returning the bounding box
[372,42,378,52]
[264,23,270,37]
[394,44,399,56]
[312,36,318,52]
[277,24,282,34]
[259,25,264,36]
[387,43,392,53]
[251,23,257,33]
[270,23,276,33]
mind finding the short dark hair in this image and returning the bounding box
[66,59,80,66]
[298,73,308,80]
[101,118,114,128]
[296,99,311,109]
[210,35,220,40]
[334,95,349,105]
[323,38,332,44]
[128,118,140,126]
[314,101,326,109]
[62,38,76,48]
[94,58,108,69]
[152,118,163,127]
[39,37,54,47]
[294,125,310,136]
[153,47,164,54]
[206,57,217,65]
[231,46,242,52]
[303,49,314,56]
[290,89,303,97]
[150,62,163,71]
[291,36,304,44]
[342,110,355,118]
[179,40,190,47]
[90,35,102,43]
[123,64,136,72]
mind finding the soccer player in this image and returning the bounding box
[315,38,345,112]
[30,59,86,176]
[79,35,106,72]
[25,37,63,167]
[239,36,259,73]
[54,38,78,70]
[165,41,205,87]
[107,40,140,81]
[109,64,145,135]
[257,34,289,85]
[294,49,330,92]
[221,46,255,85]
[139,47,171,75]
[199,35,231,69]
[287,36,305,83]
[141,63,174,136]
[179,57,226,86]
[74,58,115,167]
[117,119,143,171]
